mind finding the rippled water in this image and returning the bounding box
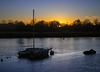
[0,37,100,72]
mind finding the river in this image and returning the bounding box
[0,37,100,72]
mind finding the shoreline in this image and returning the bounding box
[0,32,100,38]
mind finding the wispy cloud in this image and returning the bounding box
[85,16,100,19]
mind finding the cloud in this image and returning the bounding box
[85,16,100,19]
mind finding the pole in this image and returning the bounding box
[33,9,35,48]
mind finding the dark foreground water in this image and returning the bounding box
[0,37,100,72]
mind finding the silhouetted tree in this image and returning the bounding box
[71,19,82,32]
[94,19,98,26]
[34,20,49,32]
[0,19,100,33]
[49,21,60,28]
[25,24,33,32]
[73,19,82,25]
[82,19,94,32]
[15,21,25,32]
[14,20,19,24]
[83,19,91,25]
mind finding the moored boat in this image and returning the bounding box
[18,10,54,60]
[18,48,52,59]
[83,49,96,55]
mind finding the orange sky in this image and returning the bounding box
[0,15,100,25]
[0,0,100,24]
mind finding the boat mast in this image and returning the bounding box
[33,9,35,48]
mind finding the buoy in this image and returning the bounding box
[63,37,65,40]
[6,57,9,59]
[1,58,3,62]
[50,50,54,55]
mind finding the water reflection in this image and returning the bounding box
[0,37,100,72]
[0,37,100,57]
[17,38,24,45]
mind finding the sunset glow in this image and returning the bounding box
[0,0,100,24]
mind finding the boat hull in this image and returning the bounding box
[83,51,96,55]
[18,48,50,59]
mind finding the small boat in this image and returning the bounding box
[18,10,54,60]
[83,49,96,55]
[18,48,52,59]
[1,58,3,62]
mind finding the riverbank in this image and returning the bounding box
[0,32,100,38]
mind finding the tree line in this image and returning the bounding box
[0,19,100,32]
